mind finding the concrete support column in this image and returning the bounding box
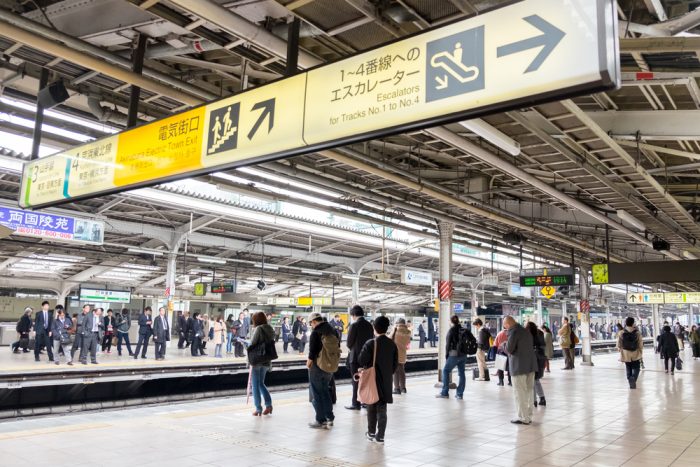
[652,287,661,342]
[535,299,543,326]
[165,252,177,322]
[579,270,593,366]
[437,221,454,381]
[351,276,360,305]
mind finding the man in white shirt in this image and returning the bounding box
[153,307,171,361]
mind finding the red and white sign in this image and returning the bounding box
[579,299,590,313]
[438,280,453,301]
[164,286,171,298]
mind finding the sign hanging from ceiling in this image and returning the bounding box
[79,288,131,303]
[520,267,574,287]
[401,268,433,286]
[19,0,619,209]
[0,205,104,244]
[627,292,700,305]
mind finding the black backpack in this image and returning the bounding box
[621,330,638,351]
[459,328,478,355]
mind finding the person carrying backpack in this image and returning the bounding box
[247,312,277,416]
[306,312,340,429]
[435,315,474,400]
[617,316,644,389]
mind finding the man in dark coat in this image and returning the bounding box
[345,305,374,410]
[152,306,170,360]
[177,310,187,349]
[34,301,54,362]
[505,316,537,425]
[12,307,33,353]
[133,306,153,359]
[359,316,397,444]
[418,320,427,348]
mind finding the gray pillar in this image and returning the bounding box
[351,276,360,305]
[535,299,543,326]
[652,286,661,342]
[437,222,454,381]
[166,252,177,302]
[580,270,593,366]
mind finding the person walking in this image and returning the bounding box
[504,316,537,425]
[689,325,700,359]
[212,314,226,358]
[133,306,153,359]
[102,309,115,354]
[79,308,103,365]
[542,324,554,373]
[674,321,686,351]
[34,301,54,362]
[390,318,411,394]
[52,307,73,366]
[617,316,644,388]
[418,320,427,349]
[493,328,511,386]
[526,322,547,407]
[11,307,33,353]
[281,316,292,353]
[659,325,680,375]
[473,318,490,381]
[248,312,276,416]
[116,309,134,356]
[152,306,170,360]
[307,312,340,429]
[345,305,374,410]
[558,317,574,370]
[435,315,472,400]
[225,314,235,355]
[178,311,188,349]
[360,316,398,444]
[191,312,204,356]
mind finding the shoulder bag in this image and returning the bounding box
[354,338,379,405]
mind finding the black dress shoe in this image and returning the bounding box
[345,405,361,411]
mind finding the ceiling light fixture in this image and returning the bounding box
[459,119,521,156]
[197,256,227,264]
[128,248,164,256]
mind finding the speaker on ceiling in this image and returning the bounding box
[37,81,69,109]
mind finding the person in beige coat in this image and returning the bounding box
[390,318,412,394]
[616,316,644,389]
[557,317,574,370]
[212,315,226,358]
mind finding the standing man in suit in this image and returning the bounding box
[134,306,153,359]
[153,307,170,360]
[34,301,54,362]
[345,305,374,410]
[79,307,103,364]
[418,320,427,348]
[71,305,90,361]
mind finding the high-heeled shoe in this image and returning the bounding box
[263,406,273,415]
[252,411,261,416]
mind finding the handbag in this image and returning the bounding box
[354,338,379,405]
[495,353,508,371]
[676,357,683,371]
[60,333,71,346]
[247,338,278,366]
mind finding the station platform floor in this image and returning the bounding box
[0,340,437,375]
[1,349,698,467]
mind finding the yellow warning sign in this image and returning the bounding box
[540,286,556,299]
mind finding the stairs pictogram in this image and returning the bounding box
[208,125,238,154]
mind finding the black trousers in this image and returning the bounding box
[625,360,641,383]
[70,334,83,360]
[664,356,677,372]
[134,334,149,357]
[367,402,388,440]
[191,336,202,356]
[154,340,166,358]
[348,362,361,407]
[419,336,425,348]
[34,330,53,361]
[177,332,187,349]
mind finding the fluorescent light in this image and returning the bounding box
[683,250,698,260]
[301,269,323,276]
[254,263,279,270]
[190,268,214,274]
[128,248,164,256]
[342,274,358,280]
[460,119,520,156]
[197,256,227,264]
[616,210,646,232]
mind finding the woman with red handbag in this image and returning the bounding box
[357,316,398,445]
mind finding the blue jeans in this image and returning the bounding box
[226,332,233,353]
[251,365,272,413]
[117,332,132,355]
[309,364,334,423]
[441,355,467,397]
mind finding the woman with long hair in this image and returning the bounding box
[248,312,276,416]
[526,321,547,407]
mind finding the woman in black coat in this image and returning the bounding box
[526,321,547,407]
[659,325,680,374]
[358,316,398,444]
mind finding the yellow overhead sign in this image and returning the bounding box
[20,0,618,209]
